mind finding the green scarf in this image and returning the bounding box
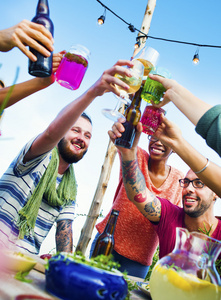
[17,147,77,239]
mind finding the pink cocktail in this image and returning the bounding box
[141,105,165,135]
[56,45,90,90]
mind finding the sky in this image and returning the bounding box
[0,0,221,256]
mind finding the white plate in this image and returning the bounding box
[137,281,151,298]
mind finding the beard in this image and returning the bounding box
[57,138,87,164]
[183,195,211,218]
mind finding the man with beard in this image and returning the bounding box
[108,118,221,260]
[0,59,134,254]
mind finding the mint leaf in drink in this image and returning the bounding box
[65,53,88,67]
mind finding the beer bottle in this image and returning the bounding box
[115,85,143,149]
[91,209,119,257]
[28,0,54,77]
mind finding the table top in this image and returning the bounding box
[0,263,151,300]
[0,269,58,300]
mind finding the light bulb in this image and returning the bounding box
[192,53,199,65]
[97,15,105,25]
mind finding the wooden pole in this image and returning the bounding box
[133,0,157,57]
[75,139,117,254]
[75,0,157,255]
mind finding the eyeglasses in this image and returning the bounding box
[179,178,205,189]
[148,135,158,142]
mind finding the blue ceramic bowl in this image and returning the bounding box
[45,254,128,300]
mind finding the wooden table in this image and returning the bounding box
[0,263,151,300]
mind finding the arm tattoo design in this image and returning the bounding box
[122,158,161,221]
[56,219,73,252]
[143,195,161,218]
[122,159,146,196]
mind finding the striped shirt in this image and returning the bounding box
[0,137,76,254]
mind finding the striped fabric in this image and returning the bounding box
[0,137,75,254]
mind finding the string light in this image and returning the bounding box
[128,24,136,33]
[97,8,106,25]
[96,0,221,62]
[134,39,140,49]
[192,47,200,65]
[134,35,147,49]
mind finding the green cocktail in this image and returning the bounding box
[141,77,166,104]
[141,67,171,104]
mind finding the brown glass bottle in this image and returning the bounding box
[28,0,54,77]
[91,209,119,257]
[115,85,143,149]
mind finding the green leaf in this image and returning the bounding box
[198,223,213,236]
[145,246,159,281]
[14,271,32,283]
[0,66,20,116]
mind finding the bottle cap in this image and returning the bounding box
[111,209,119,216]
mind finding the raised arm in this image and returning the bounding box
[108,120,162,222]
[0,20,54,61]
[0,51,64,108]
[148,74,212,126]
[154,115,221,197]
[24,59,134,162]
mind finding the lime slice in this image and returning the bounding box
[3,251,37,273]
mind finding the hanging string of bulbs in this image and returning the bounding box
[96,0,221,65]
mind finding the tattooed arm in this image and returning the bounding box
[121,155,162,222]
[108,120,162,222]
[56,219,73,252]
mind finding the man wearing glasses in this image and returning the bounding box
[155,173,219,259]
[109,119,220,259]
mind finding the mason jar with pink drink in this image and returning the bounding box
[141,105,166,135]
[56,44,90,90]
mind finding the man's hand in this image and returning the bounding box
[0,20,54,61]
[108,118,142,159]
[88,60,135,98]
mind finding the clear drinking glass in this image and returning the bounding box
[133,46,159,81]
[102,60,144,122]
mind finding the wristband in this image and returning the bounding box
[195,158,210,174]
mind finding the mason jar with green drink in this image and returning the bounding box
[141,67,171,104]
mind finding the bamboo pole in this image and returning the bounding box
[75,139,117,254]
[75,0,157,255]
[133,0,157,57]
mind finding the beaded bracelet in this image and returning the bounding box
[195,158,210,174]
